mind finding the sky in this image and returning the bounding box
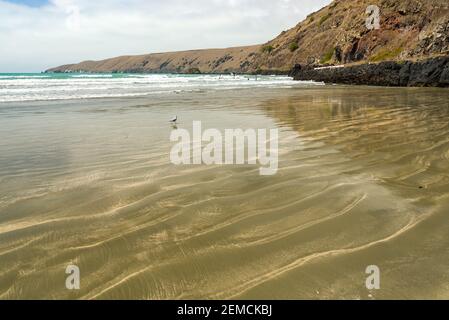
[0,0,332,72]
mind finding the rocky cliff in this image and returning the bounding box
[252,0,449,71]
[47,0,449,75]
[291,56,449,87]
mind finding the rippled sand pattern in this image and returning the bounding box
[1,87,449,299]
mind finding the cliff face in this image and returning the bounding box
[47,0,449,74]
[253,0,449,70]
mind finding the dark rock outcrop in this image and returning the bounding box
[186,68,202,74]
[291,56,449,87]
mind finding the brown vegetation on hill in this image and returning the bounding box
[48,0,449,74]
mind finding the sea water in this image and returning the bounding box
[0,73,321,102]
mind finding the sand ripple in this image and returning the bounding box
[1,87,449,299]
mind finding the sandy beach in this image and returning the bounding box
[1,84,449,299]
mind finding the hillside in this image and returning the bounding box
[253,0,449,70]
[47,45,261,74]
[47,0,449,74]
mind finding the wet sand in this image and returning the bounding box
[0,86,449,299]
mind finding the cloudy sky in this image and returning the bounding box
[0,0,331,72]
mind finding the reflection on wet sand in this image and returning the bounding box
[0,86,449,299]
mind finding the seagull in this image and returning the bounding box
[169,116,178,124]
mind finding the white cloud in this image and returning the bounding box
[0,0,332,72]
[51,0,81,31]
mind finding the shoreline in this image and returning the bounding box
[44,55,449,88]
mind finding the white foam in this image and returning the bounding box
[0,74,323,103]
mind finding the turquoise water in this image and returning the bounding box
[0,73,320,102]
[0,72,210,79]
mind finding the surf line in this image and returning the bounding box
[170,121,279,176]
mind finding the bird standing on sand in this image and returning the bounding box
[170,116,178,124]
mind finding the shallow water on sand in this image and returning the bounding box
[0,86,449,299]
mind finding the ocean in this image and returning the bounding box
[0,73,320,102]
